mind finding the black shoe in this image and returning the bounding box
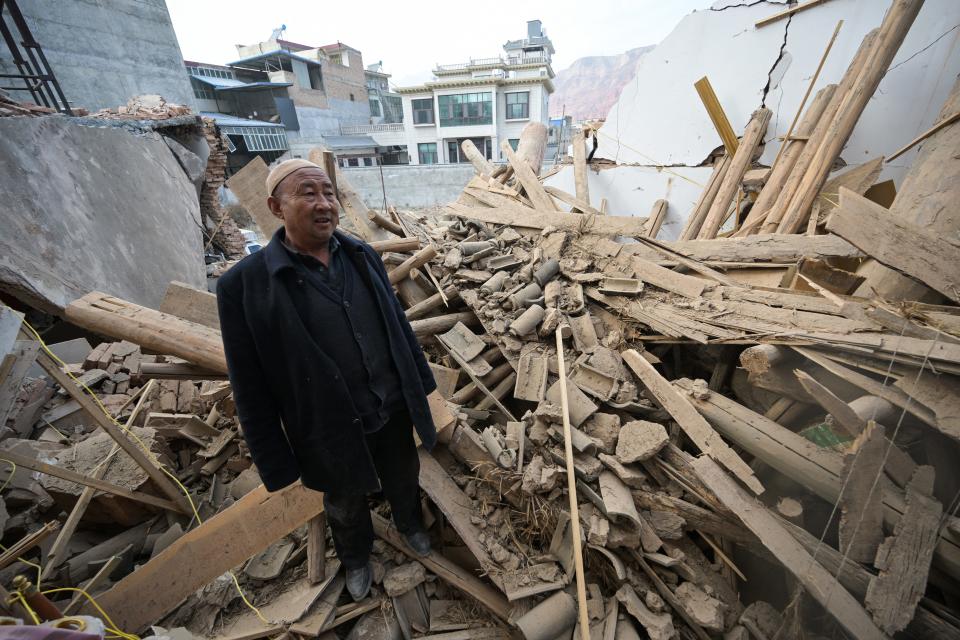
[346,562,372,601]
[404,530,431,557]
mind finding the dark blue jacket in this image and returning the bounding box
[216,229,437,494]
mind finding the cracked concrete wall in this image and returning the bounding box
[551,0,960,239]
[0,117,206,313]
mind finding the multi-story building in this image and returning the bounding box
[396,20,555,166]
[185,34,407,170]
[365,62,403,124]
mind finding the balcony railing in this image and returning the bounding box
[435,56,549,73]
[341,123,404,134]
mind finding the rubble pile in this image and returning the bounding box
[90,94,192,120]
[0,2,958,640]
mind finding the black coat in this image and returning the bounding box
[216,229,437,494]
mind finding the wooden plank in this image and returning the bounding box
[693,77,738,155]
[418,450,561,601]
[544,186,605,217]
[88,482,325,633]
[646,199,667,238]
[445,202,647,238]
[893,373,960,442]
[371,511,511,623]
[0,448,181,513]
[622,350,763,494]
[160,281,219,329]
[65,292,227,373]
[866,466,943,635]
[673,377,960,583]
[36,350,192,513]
[826,188,960,303]
[794,347,940,430]
[794,369,916,486]
[756,0,834,28]
[307,512,327,584]
[627,255,706,299]
[501,141,556,212]
[572,130,591,210]
[225,156,280,238]
[333,166,390,242]
[839,422,886,564]
[692,456,886,640]
[623,233,863,264]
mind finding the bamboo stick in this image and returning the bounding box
[555,328,590,640]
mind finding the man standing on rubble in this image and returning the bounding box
[216,158,437,601]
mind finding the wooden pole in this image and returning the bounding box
[321,150,339,202]
[461,139,495,176]
[368,210,403,236]
[387,245,438,285]
[771,20,844,171]
[761,28,879,234]
[515,121,548,177]
[737,84,836,235]
[696,107,772,239]
[776,0,924,233]
[43,380,157,577]
[679,155,730,240]
[36,350,192,513]
[368,237,420,254]
[555,328,591,640]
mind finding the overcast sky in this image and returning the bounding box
[165,0,717,87]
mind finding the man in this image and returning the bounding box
[216,159,437,601]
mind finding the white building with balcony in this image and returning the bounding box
[397,20,555,165]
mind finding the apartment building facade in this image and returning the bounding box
[185,34,405,169]
[397,20,555,166]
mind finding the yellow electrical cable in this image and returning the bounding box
[12,591,40,625]
[41,587,137,640]
[23,322,270,626]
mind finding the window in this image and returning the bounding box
[349,93,355,102]
[418,143,438,164]
[447,138,490,163]
[412,98,434,125]
[369,99,381,117]
[508,138,519,151]
[505,92,529,120]
[438,93,493,127]
[364,157,374,166]
[308,66,323,90]
[347,158,359,167]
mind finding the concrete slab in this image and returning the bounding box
[0,117,205,312]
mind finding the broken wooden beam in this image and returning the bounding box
[371,512,511,623]
[622,351,763,494]
[692,455,886,640]
[87,482,324,633]
[388,245,439,285]
[826,188,960,303]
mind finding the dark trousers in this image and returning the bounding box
[323,408,422,569]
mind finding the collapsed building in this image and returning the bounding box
[0,1,960,640]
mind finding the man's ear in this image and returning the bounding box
[267,195,284,220]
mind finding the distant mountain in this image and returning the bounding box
[550,46,655,121]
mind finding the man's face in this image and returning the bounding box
[268,168,340,246]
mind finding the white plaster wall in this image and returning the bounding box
[597,0,960,187]
[545,165,712,241]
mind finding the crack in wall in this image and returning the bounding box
[709,0,778,11]
[761,13,792,107]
